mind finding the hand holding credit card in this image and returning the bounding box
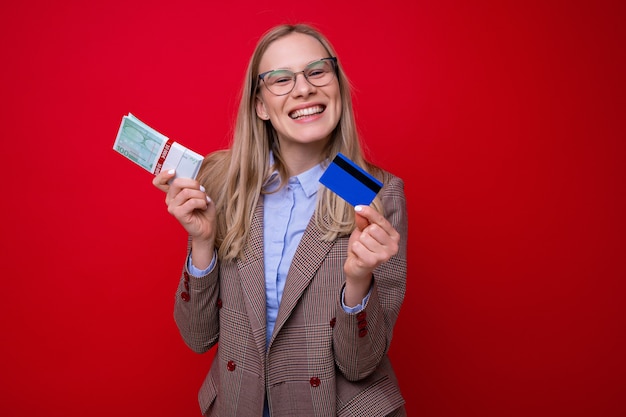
[319,153,383,206]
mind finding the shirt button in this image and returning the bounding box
[309,377,320,387]
[181,292,190,302]
[227,360,236,371]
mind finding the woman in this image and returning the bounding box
[153,23,408,416]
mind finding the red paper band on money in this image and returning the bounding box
[154,139,175,174]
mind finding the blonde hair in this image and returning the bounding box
[198,23,383,261]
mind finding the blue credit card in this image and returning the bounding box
[319,153,383,206]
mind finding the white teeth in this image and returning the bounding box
[289,105,324,119]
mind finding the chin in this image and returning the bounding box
[296,130,334,144]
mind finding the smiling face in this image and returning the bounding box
[256,32,342,156]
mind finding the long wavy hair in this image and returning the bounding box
[198,23,383,261]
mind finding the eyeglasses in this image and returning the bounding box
[258,57,337,96]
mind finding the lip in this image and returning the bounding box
[289,102,325,112]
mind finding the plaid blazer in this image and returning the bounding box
[174,171,407,417]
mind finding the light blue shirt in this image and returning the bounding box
[262,164,323,347]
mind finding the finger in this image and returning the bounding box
[168,176,202,195]
[165,178,203,206]
[355,212,369,231]
[153,168,177,191]
[170,186,208,209]
[353,206,400,256]
[354,205,391,232]
[350,240,382,269]
[355,229,397,261]
[169,194,211,217]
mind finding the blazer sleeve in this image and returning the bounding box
[173,239,221,354]
[332,173,408,381]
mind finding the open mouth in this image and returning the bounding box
[289,105,325,120]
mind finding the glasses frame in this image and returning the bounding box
[258,57,338,96]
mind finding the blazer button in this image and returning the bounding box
[357,319,367,329]
[216,299,223,309]
[227,360,236,371]
[183,271,190,282]
[184,281,190,291]
[356,311,366,321]
[309,377,320,387]
[358,328,368,338]
[329,317,336,328]
[181,292,190,302]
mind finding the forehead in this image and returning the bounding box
[259,33,328,71]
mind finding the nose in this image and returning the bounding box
[291,71,315,96]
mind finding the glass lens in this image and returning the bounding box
[263,70,295,95]
[304,59,335,86]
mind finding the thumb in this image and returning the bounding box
[355,212,369,231]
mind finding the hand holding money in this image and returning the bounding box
[155,170,217,255]
[113,113,204,180]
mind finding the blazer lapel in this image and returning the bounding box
[270,214,334,347]
[237,198,268,357]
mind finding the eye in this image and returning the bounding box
[267,71,293,85]
[307,69,326,78]
[305,61,330,78]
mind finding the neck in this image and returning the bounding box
[278,142,327,177]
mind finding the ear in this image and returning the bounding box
[255,97,269,120]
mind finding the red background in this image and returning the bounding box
[1,1,624,416]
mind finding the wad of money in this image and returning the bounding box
[113,113,204,180]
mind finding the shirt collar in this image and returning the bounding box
[294,163,325,198]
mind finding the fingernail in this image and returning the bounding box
[206,196,212,203]
[168,169,175,175]
[355,205,363,212]
[200,185,206,193]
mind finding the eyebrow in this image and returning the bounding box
[262,58,326,73]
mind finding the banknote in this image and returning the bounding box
[113,113,204,180]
